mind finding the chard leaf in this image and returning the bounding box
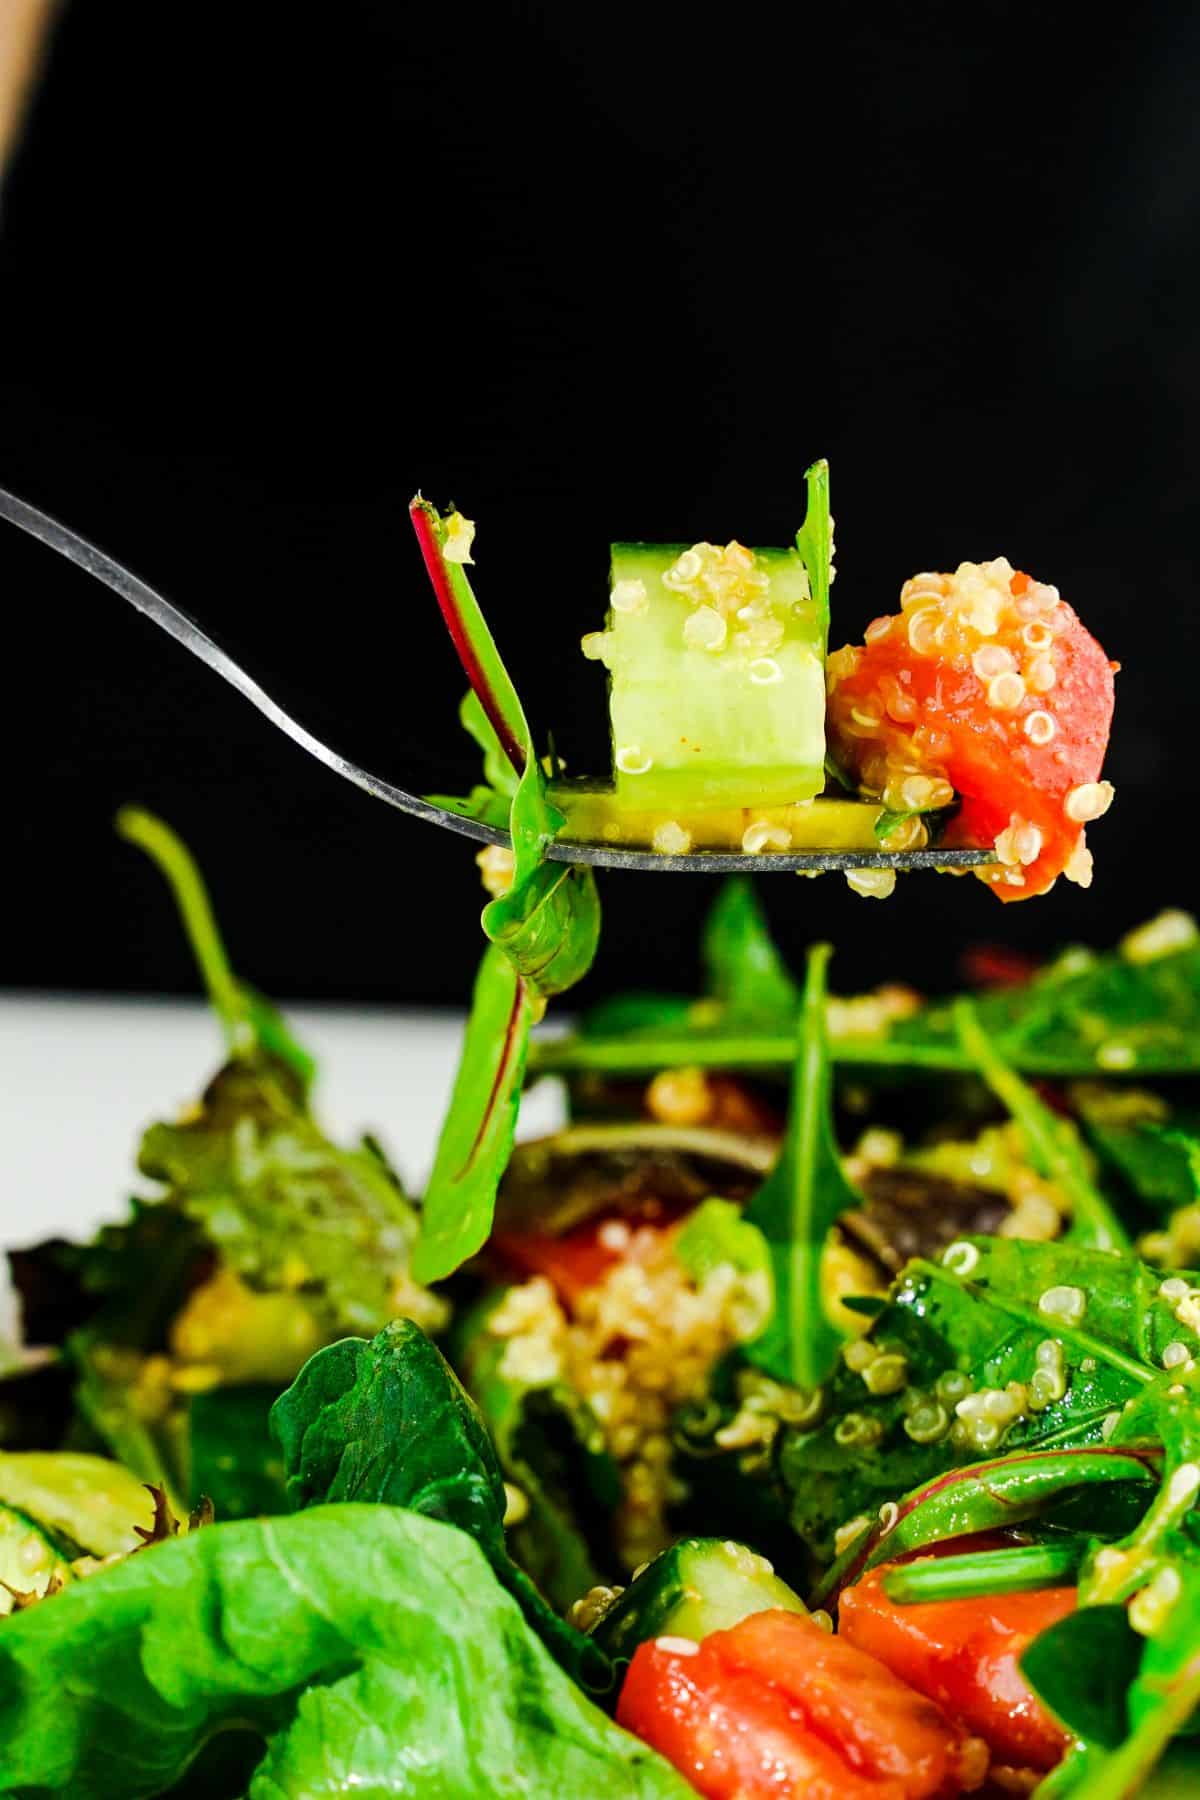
[270,1320,610,1691]
[413,945,538,1282]
[412,499,601,1280]
[954,1000,1130,1251]
[741,944,860,1389]
[0,1505,688,1799]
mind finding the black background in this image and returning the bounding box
[2,2,1195,1008]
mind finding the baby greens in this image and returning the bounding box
[0,1505,688,1799]
[409,500,601,1283]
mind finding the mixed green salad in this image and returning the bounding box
[2,491,1179,1798]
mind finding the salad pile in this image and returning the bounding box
[3,491,1182,1799]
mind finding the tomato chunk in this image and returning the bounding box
[826,560,1116,900]
[839,1564,1075,1771]
[617,1610,986,1798]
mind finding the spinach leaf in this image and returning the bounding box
[187,1386,288,1520]
[1070,1090,1200,1215]
[411,499,601,1282]
[701,878,798,1029]
[954,1000,1129,1251]
[683,1236,1186,1565]
[741,944,861,1389]
[0,1504,689,1799]
[270,1319,611,1690]
[457,1295,621,1611]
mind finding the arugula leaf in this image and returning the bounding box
[270,1319,611,1690]
[1070,1089,1200,1215]
[954,1000,1130,1251]
[411,499,601,1282]
[0,1504,689,1799]
[457,1295,621,1611]
[741,944,861,1389]
[701,878,799,1028]
[534,920,1200,1081]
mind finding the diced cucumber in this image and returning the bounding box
[589,1534,806,1663]
[0,1502,73,1614]
[592,538,827,811]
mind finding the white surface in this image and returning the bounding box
[0,995,566,1248]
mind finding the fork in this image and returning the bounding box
[0,484,992,874]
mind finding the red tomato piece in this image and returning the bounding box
[826,564,1116,901]
[490,1220,624,1307]
[838,1565,1075,1772]
[617,1611,986,1799]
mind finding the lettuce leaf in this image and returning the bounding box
[0,1504,691,1799]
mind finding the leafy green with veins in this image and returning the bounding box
[0,1505,689,1800]
[408,499,601,1284]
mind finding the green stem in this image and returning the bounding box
[116,808,250,1058]
[882,1539,1085,1604]
[953,1001,1129,1253]
[1068,1655,1200,1800]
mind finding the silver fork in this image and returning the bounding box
[0,485,992,874]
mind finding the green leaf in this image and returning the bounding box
[676,1198,773,1294]
[0,1505,690,1799]
[116,808,313,1086]
[458,1296,621,1611]
[701,879,799,1028]
[683,1236,1182,1567]
[1022,1605,1143,1749]
[140,1057,440,1344]
[412,500,601,1282]
[741,944,861,1388]
[187,1386,288,1520]
[794,457,832,641]
[270,1320,610,1691]
[532,921,1200,1081]
[954,1000,1130,1251]
[1061,1563,1200,1799]
[414,945,538,1283]
[0,1451,156,1557]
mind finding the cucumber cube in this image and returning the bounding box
[586,538,828,811]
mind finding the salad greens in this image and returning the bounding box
[0,1505,688,1799]
[1,497,1194,1793]
[410,500,601,1282]
[739,943,859,1389]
